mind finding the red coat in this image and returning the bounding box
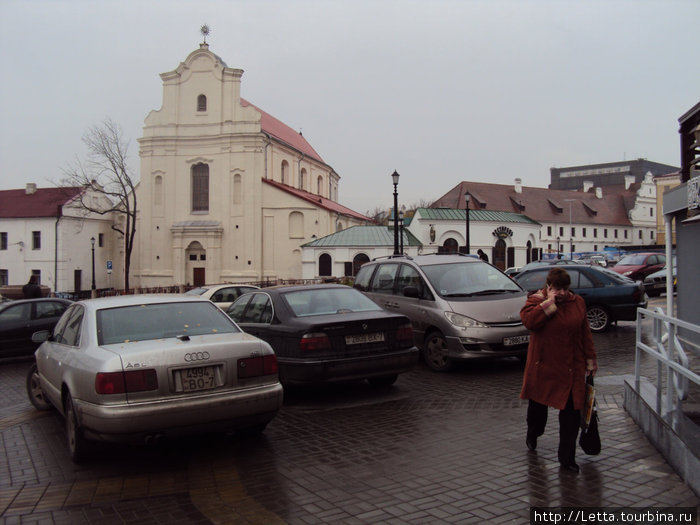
[519,289,596,411]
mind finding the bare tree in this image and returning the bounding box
[62,119,138,290]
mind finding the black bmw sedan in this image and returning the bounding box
[225,284,419,386]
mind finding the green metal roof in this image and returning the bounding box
[302,225,422,248]
[416,207,540,224]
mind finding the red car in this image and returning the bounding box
[611,252,666,281]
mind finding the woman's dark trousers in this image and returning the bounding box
[527,394,580,465]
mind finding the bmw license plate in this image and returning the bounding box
[345,332,385,345]
[503,335,530,346]
[178,366,217,392]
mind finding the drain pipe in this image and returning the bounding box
[665,214,673,316]
[54,206,62,296]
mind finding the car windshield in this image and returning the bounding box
[97,301,239,345]
[184,287,208,296]
[420,262,522,297]
[617,254,648,265]
[283,287,382,317]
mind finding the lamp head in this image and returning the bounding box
[465,193,471,204]
[391,170,400,185]
[91,236,95,247]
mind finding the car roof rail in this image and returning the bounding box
[370,254,413,262]
[418,251,480,259]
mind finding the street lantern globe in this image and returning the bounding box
[91,236,95,247]
[465,193,471,205]
[391,170,400,185]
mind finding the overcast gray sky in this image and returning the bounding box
[1,0,698,215]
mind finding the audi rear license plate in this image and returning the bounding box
[503,335,530,346]
[177,366,217,392]
[345,332,385,345]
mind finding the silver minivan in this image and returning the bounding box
[354,254,530,372]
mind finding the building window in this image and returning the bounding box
[319,253,332,276]
[651,231,654,239]
[0,269,7,286]
[281,160,289,184]
[594,228,598,238]
[0,232,6,250]
[197,94,207,112]
[624,230,628,239]
[639,230,643,239]
[604,229,608,238]
[559,227,564,236]
[32,231,41,250]
[300,168,307,190]
[650,207,654,217]
[98,233,104,247]
[571,227,576,237]
[192,163,209,212]
[317,176,324,196]
[32,269,41,284]
[571,244,575,253]
[233,173,242,205]
[614,229,618,238]
[547,226,552,236]
[582,228,587,238]
[594,245,598,251]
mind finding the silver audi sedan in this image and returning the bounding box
[28,295,283,462]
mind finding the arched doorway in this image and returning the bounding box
[526,241,532,264]
[352,253,369,276]
[319,253,332,276]
[442,238,458,253]
[493,239,506,270]
[185,241,206,286]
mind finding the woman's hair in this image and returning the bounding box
[546,267,571,289]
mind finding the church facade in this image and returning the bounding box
[132,43,370,287]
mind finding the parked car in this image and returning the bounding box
[353,254,530,372]
[27,295,283,462]
[225,284,418,386]
[514,264,647,332]
[504,267,522,278]
[643,262,677,297]
[610,252,665,281]
[516,259,580,274]
[185,283,260,310]
[0,298,72,358]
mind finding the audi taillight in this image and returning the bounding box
[95,370,158,395]
[396,323,413,344]
[238,355,278,378]
[300,332,331,351]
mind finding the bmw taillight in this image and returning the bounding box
[238,355,278,378]
[95,370,158,395]
[300,332,331,351]
[396,323,413,345]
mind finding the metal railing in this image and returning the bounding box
[635,307,700,416]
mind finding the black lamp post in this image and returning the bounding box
[391,170,400,255]
[399,210,404,254]
[465,192,471,254]
[556,236,561,259]
[90,236,96,290]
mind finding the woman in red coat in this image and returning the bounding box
[520,268,597,473]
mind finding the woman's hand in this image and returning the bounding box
[586,358,598,375]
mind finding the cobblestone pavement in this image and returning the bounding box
[1,297,698,524]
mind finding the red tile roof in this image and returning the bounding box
[262,179,371,222]
[0,187,83,218]
[432,181,634,226]
[241,98,325,164]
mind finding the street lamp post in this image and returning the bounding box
[465,192,471,254]
[391,171,400,255]
[90,236,96,291]
[399,210,404,254]
[556,236,561,258]
[564,198,575,259]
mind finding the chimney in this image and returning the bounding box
[582,180,593,193]
[624,175,635,190]
[25,183,37,195]
[595,187,603,199]
[514,178,522,194]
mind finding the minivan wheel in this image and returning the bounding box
[587,305,610,333]
[26,364,52,411]
[423,332,453,372]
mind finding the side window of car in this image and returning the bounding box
[241,294,272,324]
[646,255,657,265]
[35,301,68,320]
[576,271,595,289]
[60,306,84,347]
[226,295,252,322]
[658,254,666,265]
[0,303,31,322]
[51,305,75,342]
[353,265,375,291]
[368,263,399,295]
[519,270,547,291]
[397,264,433,300]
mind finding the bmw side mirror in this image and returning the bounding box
[32,330,50,343]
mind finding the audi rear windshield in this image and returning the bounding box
[97,302,239,345]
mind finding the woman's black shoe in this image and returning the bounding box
[526,436,537,451]
[560,462,580,473]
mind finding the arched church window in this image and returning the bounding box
[192,163,209,212]
[197,94,207,112]
[281,160,289,184]
[317,175,324,196]
[319,253,332,276]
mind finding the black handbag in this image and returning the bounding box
[579,375,601,455]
